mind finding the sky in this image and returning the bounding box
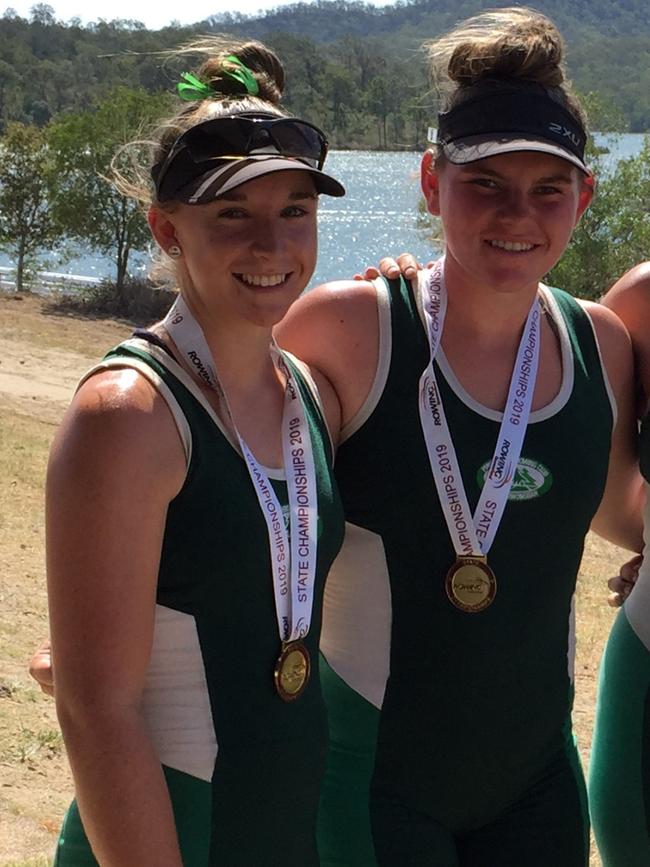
[5,0,390,31]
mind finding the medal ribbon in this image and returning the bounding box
[418,259,541,556]
[162,295,317,644]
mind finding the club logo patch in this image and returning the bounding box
[476,457,553,501]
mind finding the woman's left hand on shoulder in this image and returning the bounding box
[355,253,429,282]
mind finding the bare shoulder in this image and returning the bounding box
[49,368,186,501]
[579,298,630,343]
[276,280,382,429]
[578,299,633,398]
[277,279,379,346]
[600,264,650,410]
[601,262,650,323]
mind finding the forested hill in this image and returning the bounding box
[211,0,650,43]
[1,0,650,147]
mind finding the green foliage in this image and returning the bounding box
[48,86,171,300]
[579,91,629,135]
[1,0,649,146]
[59,276,175,321]
[0,121,61,290]
[549,137,650,299]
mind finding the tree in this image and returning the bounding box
[548,136,650,299]
[322,62,355,140]
[367,74,391,149]
[0,122,61,291]
[48,86,171,303]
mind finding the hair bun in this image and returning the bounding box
[432,7,566,89]
[199,41,285,105]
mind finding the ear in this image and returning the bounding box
[574,172,595,225]
[148,206,179,251]
[420,150,441,216]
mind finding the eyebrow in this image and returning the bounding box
[217,190,318,202]
[535,174,574,184]
[460,166,573,184]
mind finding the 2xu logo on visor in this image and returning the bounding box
[152,114,329,202]
[436,84,587,164]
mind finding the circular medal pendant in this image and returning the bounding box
[445,556,497,613]
[274,640,310,702]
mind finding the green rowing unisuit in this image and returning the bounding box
[318,274,613,866]
[590,412,650,867]
[54,338,344,867]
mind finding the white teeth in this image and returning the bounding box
[238,273,287,286]
[489,240,535,252]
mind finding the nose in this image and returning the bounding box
[498,188,531,221]
[250,219,286,258]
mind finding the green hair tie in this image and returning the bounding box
[223,55,260,96]
[177,72,214,101]
[176,58,259,102]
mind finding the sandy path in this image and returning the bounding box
[0,336,94,406]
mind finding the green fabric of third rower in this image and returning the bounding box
[590,408,650,866]
[590,609,650,866]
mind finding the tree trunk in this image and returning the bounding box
[115,242,130,309]
[16,242,25,293]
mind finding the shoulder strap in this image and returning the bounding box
[543,285,616,424]
[281,349,336,466]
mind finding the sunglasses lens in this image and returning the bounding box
[185,118,325,166]
[269,122,326,167]
[185,119,251,161]
[154,116,329,200]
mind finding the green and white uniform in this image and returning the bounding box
[318,274,614,866]
[590,413,650,866]
[54,338,344,867]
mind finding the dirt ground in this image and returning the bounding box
[0,291,630,865]
[0,294,131,865]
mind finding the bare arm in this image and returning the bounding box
[275,280,380,430]
[47,370,186,866]
[602,262,650,414]
[583,301,645,552]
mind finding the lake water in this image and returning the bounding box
[2,132,646,290]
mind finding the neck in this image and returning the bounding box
[170,292,278,395]
[441,256,540,343]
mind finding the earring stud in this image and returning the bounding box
[168,244,182,258]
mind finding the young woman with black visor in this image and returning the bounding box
[47,38,346,867]
[275,8,643,866]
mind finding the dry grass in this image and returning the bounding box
[0,293,130,864]
[0,291,629,865]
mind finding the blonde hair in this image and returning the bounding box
[426,7,587,128]
[114,36,288,211]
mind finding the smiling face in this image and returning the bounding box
[149,169,319,331]
[421,150,593,296]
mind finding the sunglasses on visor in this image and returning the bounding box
[152,114,330,201]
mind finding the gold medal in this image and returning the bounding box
[445,556,497,613]
[274,640,310,702]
